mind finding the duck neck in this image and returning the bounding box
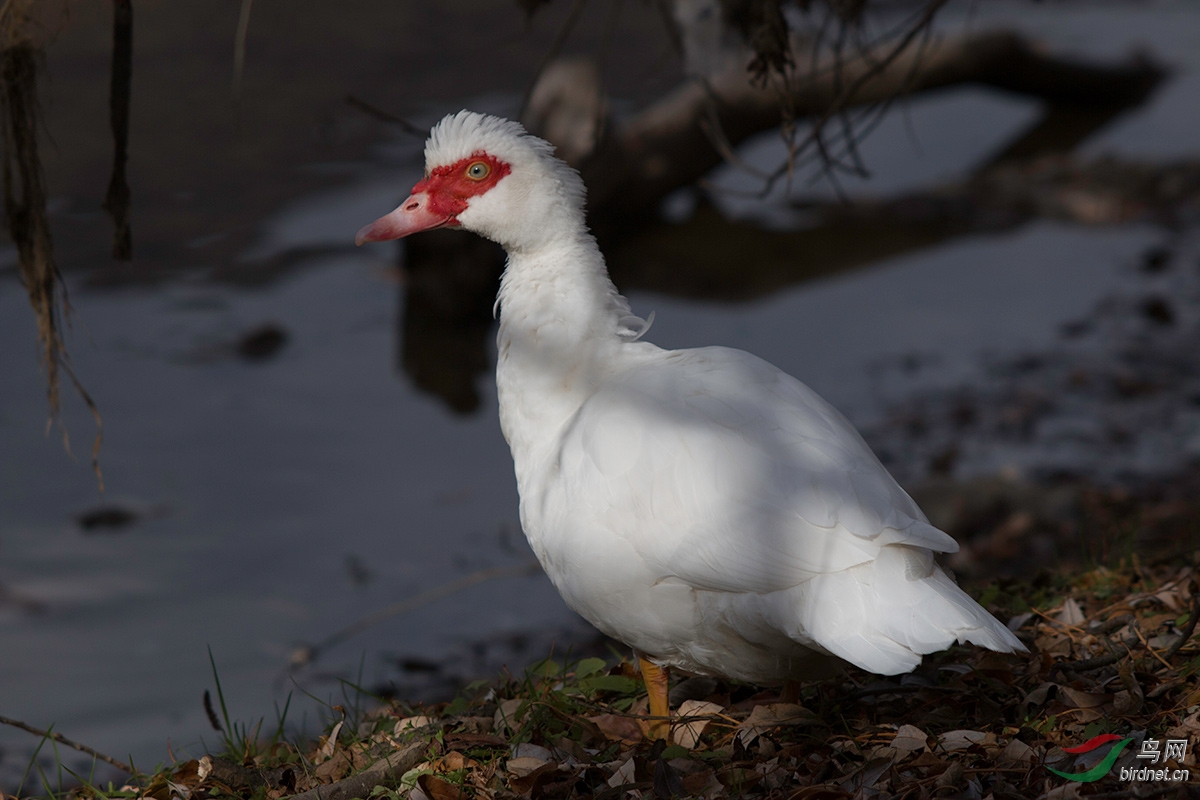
[495,230,627,474]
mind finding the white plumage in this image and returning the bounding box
[359,110,1025,688]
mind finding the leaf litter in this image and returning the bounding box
[6,549,1199,799]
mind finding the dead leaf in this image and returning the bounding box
[168,759,205,800]
[737,702,818,745]
[937,730,993,751]
[1168,710,1200,739]
[1113,689,1139,714]
[493,699,525,734]
[314,720,344,763]
[1034,632,1073,656]
[607,757,636,789]
[654,755,686,798]
[507,755,552,777]
[673,699,724,749]
[173,759,201,783]
[972,652,1019,676]
[438,751,478,772]
[998,738,1034,765]
[891,724,929,754]
[679,765,718,796]
[1154,587,1183,611]
[455,715,495,733]
[840,756,892,792]
[717,765,763,791]
[313,749,352,784]
[395,715,434,735]
[512,743,555,762]
[1062,707,1106,724]
[508,761,562,796]
[1023,682,1057,707]
[908,751,950,773]
[417,773,467,800]
[935,760,964,790]
[587,713,644,745]
[1057,598,1086,626]
[349,746,374,771]
[1057,687,1109,708]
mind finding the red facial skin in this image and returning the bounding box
[355,151,511,245]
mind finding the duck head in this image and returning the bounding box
[355,110,587,253]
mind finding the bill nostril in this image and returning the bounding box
[406,201,420,211]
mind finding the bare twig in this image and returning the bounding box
[232,0,253,101]
[0,714,134,775]
[291,560,543,669]
[344,95,425,136]
[62,357,105,492]
[103,0,133,261]
[577,25,1166,217]
[696,82,772,180]
[1134,624,1176,671]
[1058,628,1139,674]
[518,0,588,122]
[1061,593,1200,672]
[768,0,951,190]
[1093,613,1137,636]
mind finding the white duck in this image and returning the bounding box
[358,111,1025,736]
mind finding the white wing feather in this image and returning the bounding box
[558,346,956,593]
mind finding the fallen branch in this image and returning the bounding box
[1163,594,1200,661]
[556,29,1166,215]
[1059,644,1130,676]
[284,740,427,800]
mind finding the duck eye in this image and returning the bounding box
[466,161,490,181]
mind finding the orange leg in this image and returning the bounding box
[780,679,801,704]
[638,656,671,742]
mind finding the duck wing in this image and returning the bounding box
[557,346,957,596]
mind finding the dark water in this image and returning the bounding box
[2,1,1198,792]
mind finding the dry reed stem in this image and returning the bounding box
[1,0,104,489]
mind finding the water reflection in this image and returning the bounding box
[103,0,134,261]
[400,230,504,414]
[396,65,1165,415]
